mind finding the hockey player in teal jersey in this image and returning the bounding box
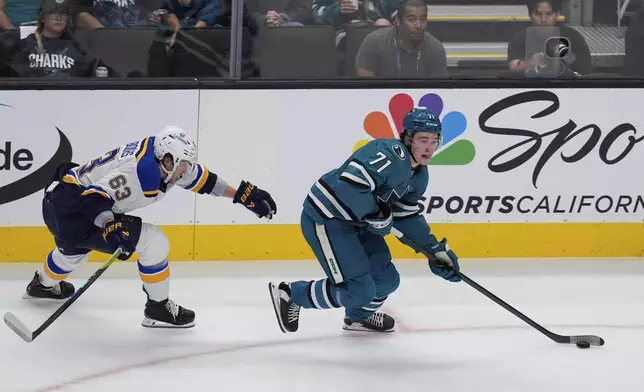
[268,107,461,333]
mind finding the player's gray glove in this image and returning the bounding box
[428,238,461,282]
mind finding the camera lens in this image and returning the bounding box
[545,37,570,58]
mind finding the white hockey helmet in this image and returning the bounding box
[153,126,198,179]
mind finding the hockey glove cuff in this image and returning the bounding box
[233,180,278,219]
[428,238,461,282]
[102,218,136,260]
[364,201,393,236]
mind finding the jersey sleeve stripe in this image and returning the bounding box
[307,192,334,219]
[183,164,203,190]
[135,137,151,162]
[313,181,351,220]
[184,165,212,193]
[192,169,210,193]
[347,161,375,191]
[81,186,112,200]
[316,180,358,221]
[144,190,159,198]
[339,172,371,189]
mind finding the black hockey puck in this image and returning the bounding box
[576,341,590,349]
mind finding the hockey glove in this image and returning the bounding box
[363,201,393,236]
[428,238,461,282]
[102,218,136,261]
[233,180,277,219]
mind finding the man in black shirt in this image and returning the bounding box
[507,0,592,76]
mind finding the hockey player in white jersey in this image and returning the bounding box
[23,126,277,328]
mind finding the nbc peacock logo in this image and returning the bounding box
[353,93,475,165]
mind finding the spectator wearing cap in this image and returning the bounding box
[0,0,41,29]
[355,0,447,78]
[1,0,116,77]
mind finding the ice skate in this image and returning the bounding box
[342,312,395,333]
[23,272,75,300]
[141,287,195,328]
[268,282,300,333]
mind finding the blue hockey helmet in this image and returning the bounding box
[401,108,442,145]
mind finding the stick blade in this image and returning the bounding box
[4,312,34,343]
[569,335,605,347]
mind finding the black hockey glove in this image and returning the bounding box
[102,218,136,260]
[233,180,277,219]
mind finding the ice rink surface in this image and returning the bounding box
[1,258,643,392]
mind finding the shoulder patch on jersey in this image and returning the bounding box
[136,156,161,196]
[392,144,406,160]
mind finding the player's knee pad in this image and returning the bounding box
[341,273,376,309]
[373,262,400,298]
[135,223,170,267]
[53,248,91,270]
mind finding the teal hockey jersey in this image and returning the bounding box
[303,138,441,253]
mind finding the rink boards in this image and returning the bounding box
[1,89,643,261]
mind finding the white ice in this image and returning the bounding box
[0,258,643,392]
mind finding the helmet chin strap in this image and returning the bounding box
[405,135,420,165]
[159,160,177,183]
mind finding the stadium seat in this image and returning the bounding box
[171,27,254,78]
[342,26,383,77]
[0,29,20,77]
[75,28,159,77]
[255,25,337,78]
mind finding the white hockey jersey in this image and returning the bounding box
[63,137,211,214]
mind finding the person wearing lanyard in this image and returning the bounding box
[355,0,447,78]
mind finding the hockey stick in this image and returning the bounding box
[391,229,605,346]
[3,246,123,343]
[455,271,604,346]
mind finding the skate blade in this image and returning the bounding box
[267,282,288,333]
[342,324,395,333]
[22,293,69,300]
[141,317,195,329]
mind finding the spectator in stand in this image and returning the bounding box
[262,0,312,27]
[355,0,447,78]
[162,0,224,29]
[313,0,394,28]
[0,0,41,29]
[507,0,591,76]
[314,0,396,47]
[75,0,171,28]
[1,0,116,77]
[160,0,263,52]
